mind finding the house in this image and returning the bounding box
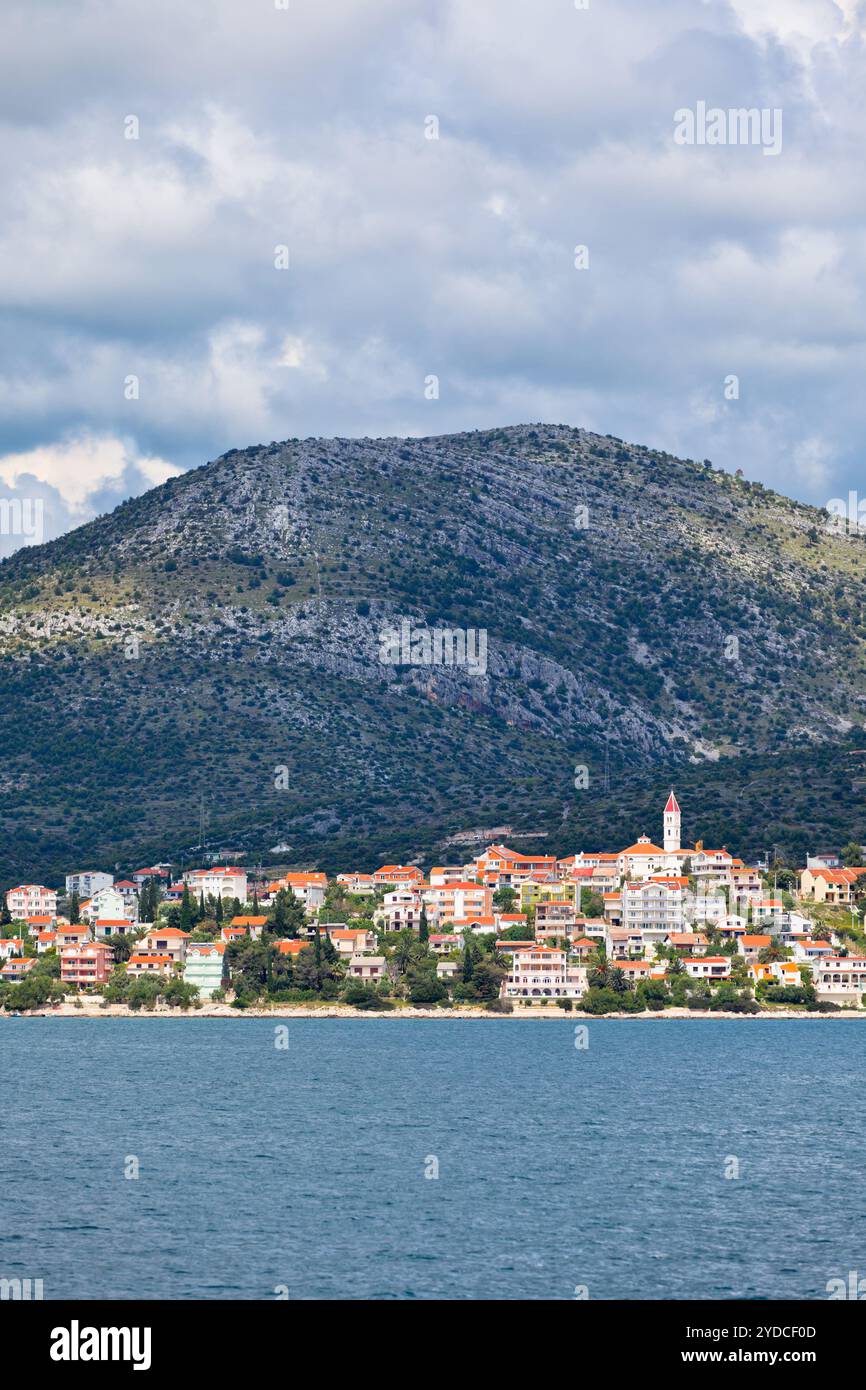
[611,959,654,982]
[685,888,728,926]
[427,933,463,955]
[81,887,134,924]
[581,918,608,939]
[688,848,734,886]
[792,939,834,964]
[60,943,113,988]
[428,865,469,886]
[452,915,497,935]
[605,927,643,960]
[372,864,423,887]
[436,959,460,980]
[55,925,92,949]
[65,871,113,899]
[140,927,189,964]
[114,880,140,915]
[25,915,55,936]
[327,927,378,957]
[184,867,249,903]
[220,925,249,946]
[750,963,774,987]
[518,880,575,911]
[502,945,585,1001]
[6,885,57,921]
[473,845,557,886]
[378,889,423,932]
[682,956,731,980]
[230,915,268,940]
[126,953,177,978]
[534,902,577,932]
[810,956,866,1003]
[93,919,135,941]
[602,893,622,925]
[132,866,171,888]
[798,867,866,905]
[622,876,688,946]
[280,872,327,913]
[738,934,773,963]
[183,942,226,999]
[751,900,785,928]
[335,872,376,895]
[536,922,579,944]
[0,937,25,960]
[617,838,672,879]
[570,937,597,962]
[1,957,37,983]
[495,912,528,932]
[36,931,57,953]
[730,860,762,895]
[274,938,309,958]
[424,881,492,925]
[806,851,843,870]
[769,961,803,988]
[346,954,386,981]
[666,932,708,955]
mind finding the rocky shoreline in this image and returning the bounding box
[8,1003,865,1021]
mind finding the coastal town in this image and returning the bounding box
[2,793,866,1016]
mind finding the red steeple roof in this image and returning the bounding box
[664,790,680,814]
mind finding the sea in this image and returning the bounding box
[1,1016,862,1300]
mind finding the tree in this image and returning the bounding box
[580,891,605,919]
[461,941,476,984]
[268,888,305,939]
[69,890,80,925]
[418,904,429,943]
[842,842,863,868]
[106,933,133,963]
[492,885,517,912]
[498,922,531,942]
[180,885,193,934]
[343,980,389,1010]
[409,972,447,1005]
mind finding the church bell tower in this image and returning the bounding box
[663,790,681,853]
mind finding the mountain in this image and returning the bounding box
[1,422,866,886]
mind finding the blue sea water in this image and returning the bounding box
[0,1016,863,1300]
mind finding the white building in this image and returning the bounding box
[682,956,731,980]
[810,956,866,1003]
[622,876,687,950]
[347,955,386,981]
[184,867,249,902]
[281,872,327,912]
[65,871,114,899]
[502,945,586,1002]
[377,889,422,932]
[81,887,134,924]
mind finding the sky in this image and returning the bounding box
[1,0,865,553]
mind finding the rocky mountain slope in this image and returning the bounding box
[1,423,865,884]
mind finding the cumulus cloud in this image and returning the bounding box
[0,436,180,558]
[0,0,864,554]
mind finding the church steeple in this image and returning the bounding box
[663,789,681,853]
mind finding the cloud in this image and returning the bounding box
[0,0,865,554]
[0,435,180,558]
